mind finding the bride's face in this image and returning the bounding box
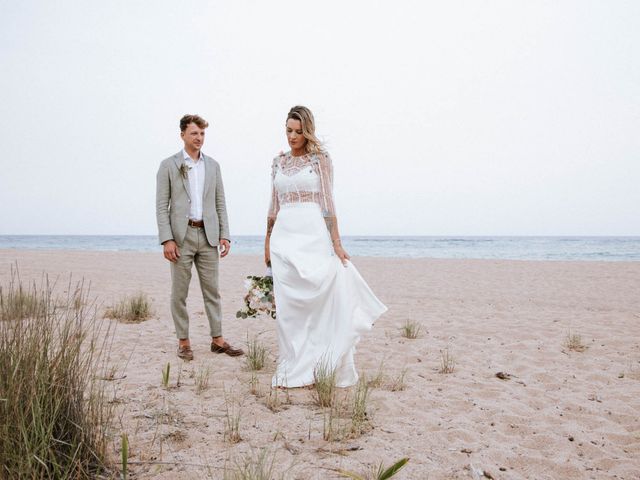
[286,119,307,152]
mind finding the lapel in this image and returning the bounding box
[172,151,191,200]
[203,155,215,196]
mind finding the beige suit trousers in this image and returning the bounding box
[170,225,221,339]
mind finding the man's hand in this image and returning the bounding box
[220,239,231,258]
[163,240,180,263]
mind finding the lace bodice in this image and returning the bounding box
[268,151,336,219]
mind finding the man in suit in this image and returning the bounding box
[156,114,243,360]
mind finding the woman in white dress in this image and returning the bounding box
[265,105,387,388]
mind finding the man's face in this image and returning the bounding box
[181,123,205,151]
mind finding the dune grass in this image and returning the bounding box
[564,330,588,352]
[439,348,456,374]
[0,268,114,478]
[245,334,269,371]
[400,320,421,339]
[312,357,338,408]
[105,292,152,323]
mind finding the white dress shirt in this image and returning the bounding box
[183,149,206,221]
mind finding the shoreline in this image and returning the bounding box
[1,248,640,264]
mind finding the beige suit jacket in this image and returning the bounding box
[156,151,230,247]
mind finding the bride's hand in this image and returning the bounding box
[334,245,350,266]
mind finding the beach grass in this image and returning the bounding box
[245,333,269,371]
[223,389,242,443]
[195,363,211,394]
[223,447,281,480]
[312,357,338,408]
[105,292,152,323]
[564,330,588,352]
[0,268,114,478]
[400,319,421,339]
[439,348,456,374]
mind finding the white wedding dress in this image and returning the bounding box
[268,151,387,388]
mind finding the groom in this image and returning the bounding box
[156,114,243,360]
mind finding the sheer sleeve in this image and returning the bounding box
[267,155,280,219]
[316,151,336,218]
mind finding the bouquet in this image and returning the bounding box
[236,268,276,319]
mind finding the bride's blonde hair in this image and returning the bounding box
[287,106,324,154]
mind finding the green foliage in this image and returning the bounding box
[121,433,129,479]
[0,268,114,478]
[339,457,410,480]
[245,334,269,371]
[105,292,152,323]
[162,362,171,388]
[312,357,337,408]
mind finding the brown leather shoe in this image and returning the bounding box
[177,345,194,361]
[211,341,244,357]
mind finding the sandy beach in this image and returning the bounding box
[1,249,639,479]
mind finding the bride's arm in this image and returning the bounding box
[317,152,350,265]
[265,158,280,266]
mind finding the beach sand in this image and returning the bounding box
[1,250,639,479]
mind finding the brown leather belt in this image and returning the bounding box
[188,219,204,227]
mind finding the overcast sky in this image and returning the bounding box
[1,1,638,236]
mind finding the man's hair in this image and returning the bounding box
[180,114,209,132]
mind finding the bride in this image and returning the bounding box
[265,105,387,388]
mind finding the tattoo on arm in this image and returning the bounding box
[266,217,276,237]
[324,216,341,246]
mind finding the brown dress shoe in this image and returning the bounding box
[177,345,194,361]
[211,341,244,357]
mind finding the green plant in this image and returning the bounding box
[339,457,410,479]
[350,375,371,437]
[162,362,171,388]
[312,357,337,407]
[223,447,283,480]
[223,389,242,443]
[195,364,211,394]
[388,368,408,391]
[368,360,386,388]
[400,320,421,339]
[564,330,587,352]
[121,433,129,479]
[245,334,268,371]
[439,348,455,374]
[0,269,114,478]
[105,292,152,323]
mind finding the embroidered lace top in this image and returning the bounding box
[267,150,336,219]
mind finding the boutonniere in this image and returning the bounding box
[179,163,192,179]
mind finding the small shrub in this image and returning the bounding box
[105,293,152,323]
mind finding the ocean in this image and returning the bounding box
[0,235,639,261]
